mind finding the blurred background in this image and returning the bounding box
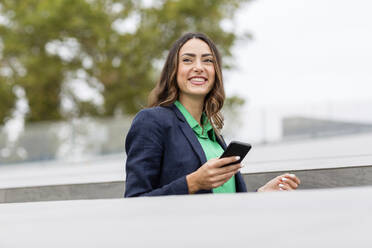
[0,0,371,165]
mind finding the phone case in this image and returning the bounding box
[220,141,252,167]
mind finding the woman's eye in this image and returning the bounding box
[182,58,192,62]
[204,59,214,63]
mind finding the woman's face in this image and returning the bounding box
[176,38,215,100]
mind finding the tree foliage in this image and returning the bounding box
[0,0,249,124]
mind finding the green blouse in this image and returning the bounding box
[174,101,236,193]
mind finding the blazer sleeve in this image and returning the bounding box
[124,109,189,197]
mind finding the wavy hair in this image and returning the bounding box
[148,32,225,132]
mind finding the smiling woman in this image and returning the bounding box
[177,39,215,100]
[124,32,300,197]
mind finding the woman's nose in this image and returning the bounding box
[193,60,203,72]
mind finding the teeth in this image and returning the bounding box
[190,78,205,82]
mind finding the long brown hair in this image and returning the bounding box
[148,32,225,132]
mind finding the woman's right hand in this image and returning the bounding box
[186,156,242,194]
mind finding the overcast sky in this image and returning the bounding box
[225,0,372,107]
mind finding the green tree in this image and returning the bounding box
[0,0,249,124]
[0,78,15,123]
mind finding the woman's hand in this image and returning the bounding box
[186,156,241,194]
[257,173,301,192]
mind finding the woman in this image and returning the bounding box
[124,32,300,197]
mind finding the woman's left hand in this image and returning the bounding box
[257,173,301,192]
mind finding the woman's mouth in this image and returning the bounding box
[189,77,207,85]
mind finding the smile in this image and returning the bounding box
[188,77,207,85]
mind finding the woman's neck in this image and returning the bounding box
[178,95,204,126]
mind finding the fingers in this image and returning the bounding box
[212,168,239,183]
[213,156,240,168]
[215,163,241,176]
[258,173,301,193]
[282,173,301,185]
[212,180,229,189]
[197,157,241,191]
[211,173,234,188]
[211,156,241,176]
[280,177,298,189]
[278,183,293,191]
[278,173,301,191]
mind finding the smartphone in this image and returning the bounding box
[219,141,251,167]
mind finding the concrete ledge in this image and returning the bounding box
[243,165,372,192]
[0,181,124,203]
[2,165,372,203]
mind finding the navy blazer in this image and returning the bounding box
[124,104,247,197]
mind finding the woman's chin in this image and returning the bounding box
[186,91,210,99]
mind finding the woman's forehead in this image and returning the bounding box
[179,38,212,55]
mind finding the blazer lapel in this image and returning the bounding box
[171,104,207,164]
[216,135,227,150]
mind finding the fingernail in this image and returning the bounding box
[279,188,284,191]
[279,184,284,188]
[235,156,240,161]
[289,174,296,178]
[281,177,288,182]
